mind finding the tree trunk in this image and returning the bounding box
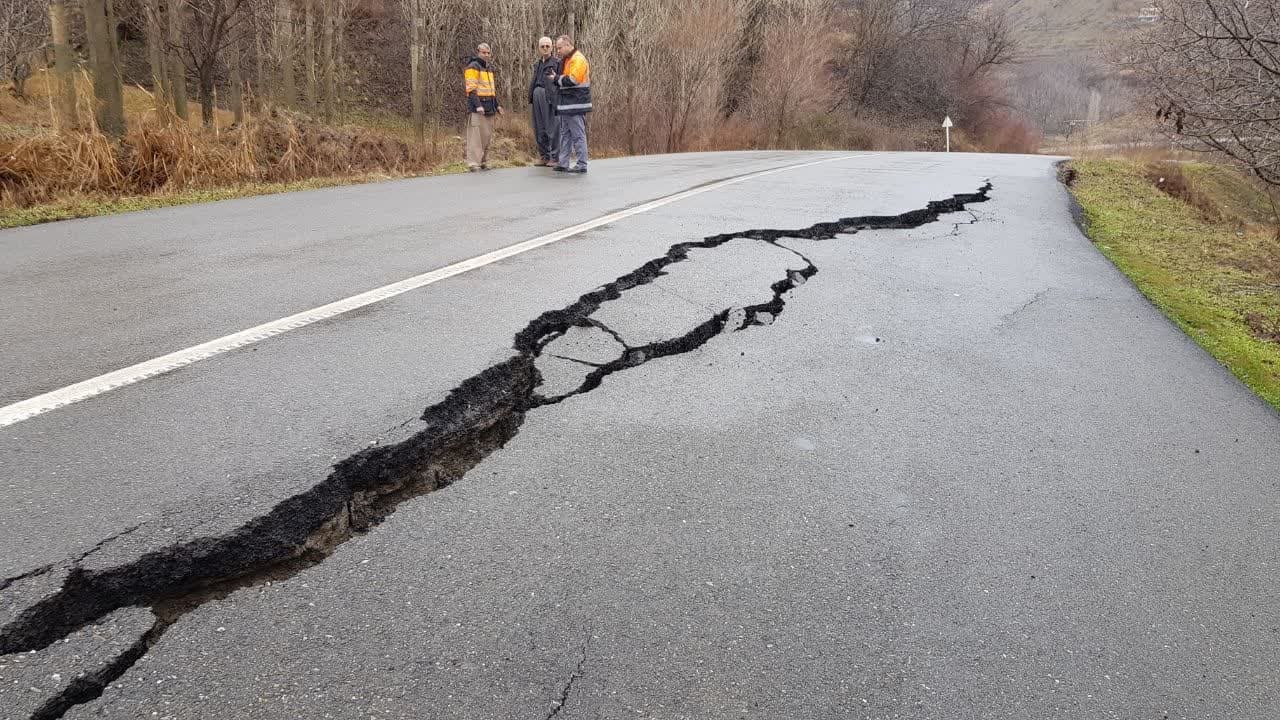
[773,88,789,147]
[48,0,77,131]
[410,8,423,139]
[277,0,297,107]
[427,70,440,155]
[335,5,346,122]
[304,0,317,110]
[254,17,266,109]
[84,0,126,136]
[199,65,215,127]
[169,0,189,121]
[107,0,123,90]
[720,0,767,118]
[321,0,334,121]
[230,39,244,124]
[625,80,636,155]
[146,0,168,111]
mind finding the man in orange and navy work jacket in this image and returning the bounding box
[464,43,503,171]
[548,35,591,174]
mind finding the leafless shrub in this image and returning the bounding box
[0,0,46,99]
[1131,0,1280,184]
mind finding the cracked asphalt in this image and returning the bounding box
[2,152,1279,719]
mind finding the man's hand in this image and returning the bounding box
[497,106,504,115]
[474,107,485,114]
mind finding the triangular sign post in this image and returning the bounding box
[942,116,953,153]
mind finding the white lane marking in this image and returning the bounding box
[0,154,856,429]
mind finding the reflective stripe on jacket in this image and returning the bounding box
[464,57,499,115]
[555,50,592,115]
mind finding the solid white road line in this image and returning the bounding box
[0,154,856,429]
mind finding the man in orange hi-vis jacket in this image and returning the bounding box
[464,43,503,171]
[548,35,591,174]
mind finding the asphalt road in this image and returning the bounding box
[1,151,1277,719]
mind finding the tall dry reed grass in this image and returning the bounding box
[1,99,450,209]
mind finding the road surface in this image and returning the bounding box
[1,151,1277,719]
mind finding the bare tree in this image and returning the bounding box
[320,0,333,119]
[720,0,769,118]
[595,0,664,154]
[749,0,835,146]
[1009,56,1135,136]
[331,0,354,119]
[179,0,249,127]
[832,0,1017,129]
[250,0,266,105]
[47,0,76,128]
[1133,0,1280,184]
[303,0,316,108]
[484,0,541,110]
[1,0,46,99]
[145,0,170,112]
[402,0,425,136]
[660,1,735,151]
[229,31,243,122]
[419,0,462,141]
[169,0,190,120]
[85,0,126,135]
[272,0,296,106]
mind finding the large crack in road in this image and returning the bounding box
[0,182,990,719]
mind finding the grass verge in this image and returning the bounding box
[1067,158,1280,411]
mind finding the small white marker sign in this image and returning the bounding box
[942,115,953,152]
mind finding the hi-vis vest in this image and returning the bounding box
[464,59,498,113]
[555,50,592,115]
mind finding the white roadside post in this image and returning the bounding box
[942,115,953,153]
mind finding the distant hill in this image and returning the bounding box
[1005,0,1157,61]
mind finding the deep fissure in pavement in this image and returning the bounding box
[0,182,991,718]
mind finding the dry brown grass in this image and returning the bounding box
[1,67,541,218]
[1144,161,1222,221]
[2,69,236,137]
[0,107,458,208]
[1245,312,1280,343]
[687,113,940,153]
[1143,160,1280,236]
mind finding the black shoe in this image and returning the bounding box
[553,165,567,172]
[480,164,489,171]
[568,166,587,174]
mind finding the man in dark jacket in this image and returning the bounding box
[548,35,591,173]
[464,43,502,171]
[528,37,559,166]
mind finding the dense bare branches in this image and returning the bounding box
[834,0,1017,125]
[1132,0,1280,183]
[176,0,251,126]
[0,0,46,97]
[747,0,836,146]
[719,0,770,118]
[13,0,1028,152]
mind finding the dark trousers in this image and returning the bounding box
[532,87,558,161]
